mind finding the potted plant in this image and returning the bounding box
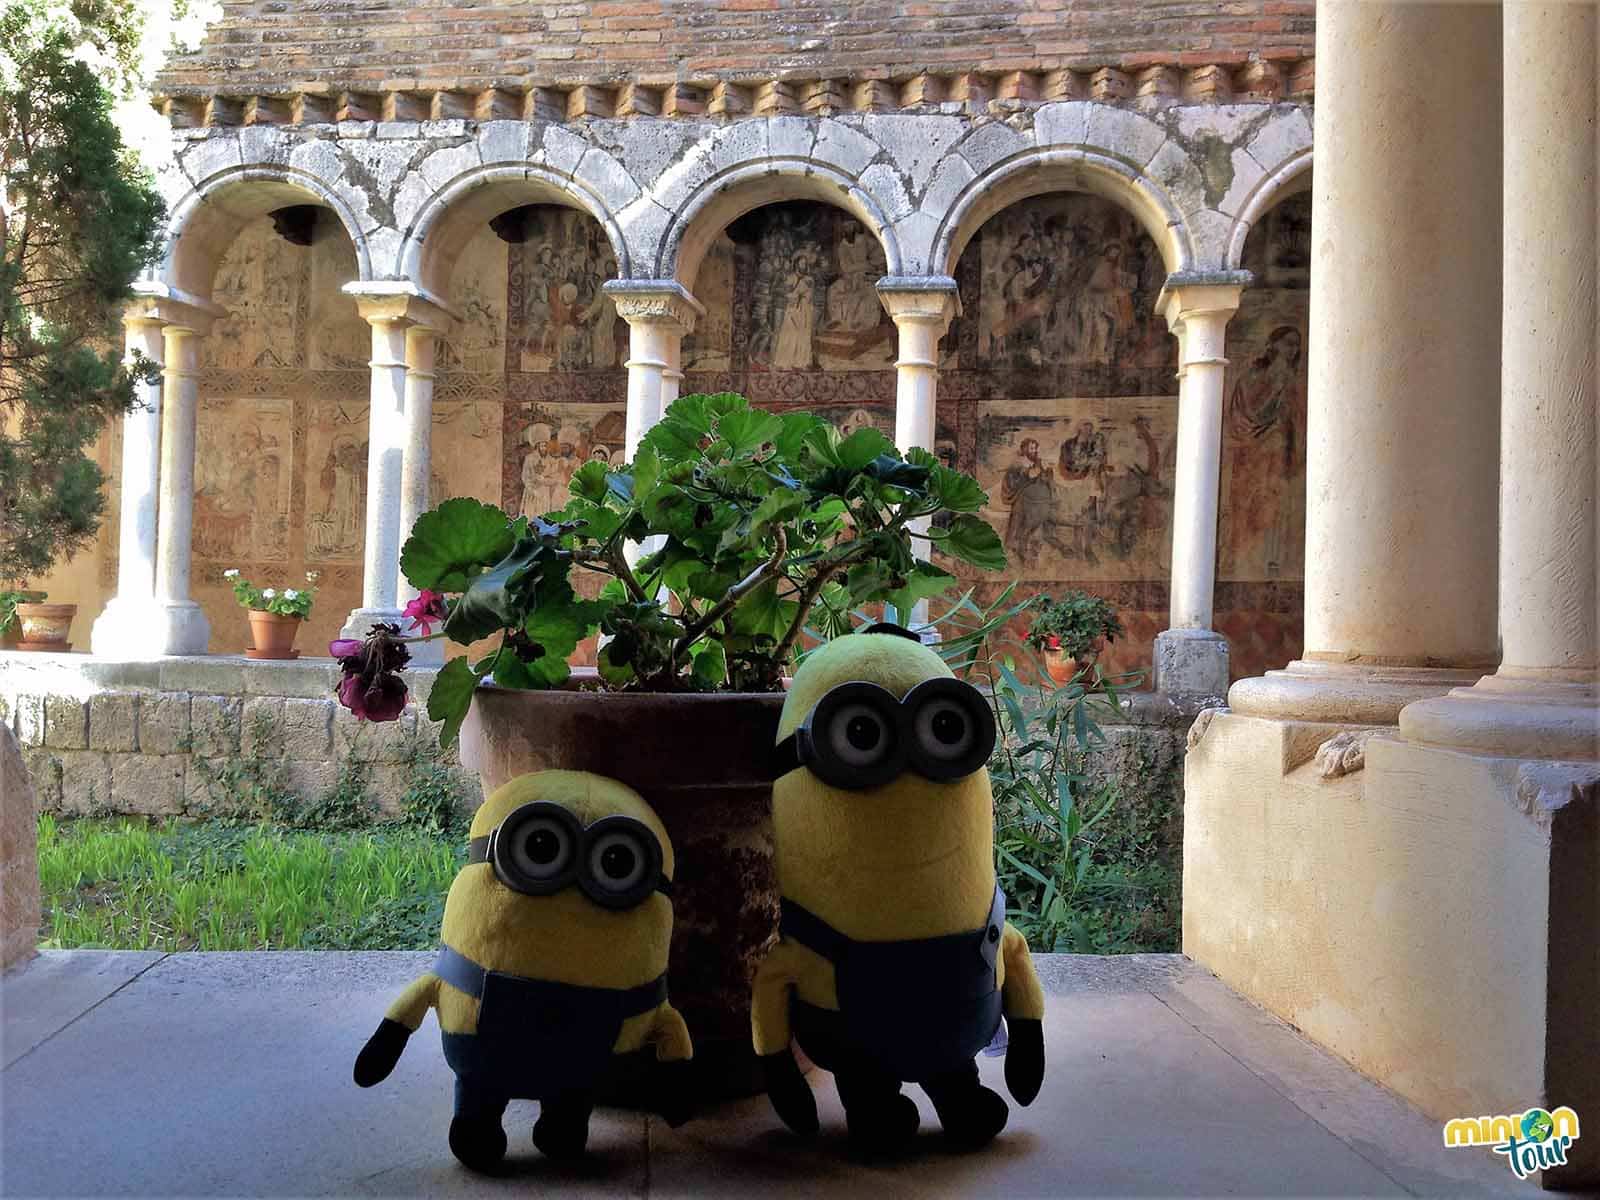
[226,569,318,659]
[1025,590,1124,685]
[332,392,1006,1097]
[2,588,54,649]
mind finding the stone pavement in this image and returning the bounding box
[1,951,1546,1198]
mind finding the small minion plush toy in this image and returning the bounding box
[751,625,1046,1154]
[353,770,692,1170]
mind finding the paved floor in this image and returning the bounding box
[1,951,1545,1198]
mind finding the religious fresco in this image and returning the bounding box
[84,192,1308,681]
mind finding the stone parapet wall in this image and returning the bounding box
[1,725,41,970]
[0,654,468,821]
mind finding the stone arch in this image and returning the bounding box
[1225,150,1313,271]
[933,146,1195,279]
[156,166,374,301]
[397,162,631,299]
[655,158,903,290]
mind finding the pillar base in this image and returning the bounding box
[1184,710,1600,1188]
[339,608,406,643]
[89,597,166,658]
[1152,628,1230,702]
[152,601,210,656]
[1229,659,1487,725]
[405,636,446,667]
[1400,674,1600,761]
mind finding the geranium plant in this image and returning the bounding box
[342,393,1007,746]
[1023,590,1122,662]
[224,569,319,618]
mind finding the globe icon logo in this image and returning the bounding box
[1521,1109,1554,1143]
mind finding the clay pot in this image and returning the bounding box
[1043,639,1102,687]
[14,603,76,652]
[246,610,302,659]
[460,673,785,1101]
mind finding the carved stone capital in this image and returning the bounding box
[341,282,456,330]
[603,279,704,334]
[875,274,961,332]
[126,283,228,337]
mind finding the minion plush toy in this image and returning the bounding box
[751,625,1046,1154]
[353,770,692,1170]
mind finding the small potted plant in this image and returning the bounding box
[1025,590,1123,685]
[226,569,319,659]
[4,588,70,651]
[1,589,41,648]
[330,392,1007,1096]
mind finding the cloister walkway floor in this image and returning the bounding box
[1,951,1548,1198]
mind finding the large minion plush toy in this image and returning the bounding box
[751,625,1046,1154]
[353,770,692,1170]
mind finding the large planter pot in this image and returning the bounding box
[460,675,785,1102]
[246,610,302,659]
[14,603,76,652]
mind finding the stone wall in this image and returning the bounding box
[1,725,40,971]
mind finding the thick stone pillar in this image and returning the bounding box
[1401,0,1599,765]
[398,322,444,664]
[1229,0,1502,725]
[1153,277,1245,700]
[338,287,452,642]
[661,332,686,412]
[89,307,168,655]
[605,281,702,462]
[151,319,214,655]
[878,277,958,630]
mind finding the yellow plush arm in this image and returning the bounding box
[999,924,1045,1021]
[649,1002,694,1063]
[750,939,806,1056]
[384,973,441,1032]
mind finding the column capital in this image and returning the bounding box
[341,282,455,330]
[126,283,226,336]
[1158,271,1249,331]
[603,279,703,333]
[876,275,961,329]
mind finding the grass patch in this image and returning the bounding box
[37,813,464,951]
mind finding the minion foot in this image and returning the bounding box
[840,1090,920,1156]
[924,1066,1009,1151]
[448,1116,508,1173]
[532,1094,594,1160]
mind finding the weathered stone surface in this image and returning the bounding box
[88,694,139,754]
[812,118,881,178]
[1085,104,1168,167]
[858,160,914,224]
[283,759,341,807]
[43,698,88,751]
[160,658,246,695]
[280,700,335,760]
[1,725,40,970]
[55,751,113,815]
[21,749,62,810]
[1035,100,1092,147]
[110,755,186,816]
[190,696,243,758]
[1243,105,1314,175]
[239,697,285,759]
[334,706,418,763]
[11,696,45,749]
[139,693,191,756]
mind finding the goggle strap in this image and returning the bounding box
[769,733,803,781]
[466,834,492,865]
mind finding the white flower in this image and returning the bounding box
[284,589,299,599]
[223,569,240,578]
[262,588,277,599]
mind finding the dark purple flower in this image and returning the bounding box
[403,589,448,637]
[332,623,412,723]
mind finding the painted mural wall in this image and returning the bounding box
[83,191,1309,680]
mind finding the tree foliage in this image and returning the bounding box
[0,5,165,584]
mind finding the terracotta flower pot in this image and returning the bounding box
[460,674,785,1101]
[246,610,302,659]
[1043,637,1102,686]
[14,603,76,652]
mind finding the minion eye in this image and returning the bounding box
[507,814,574,882]
[828,703,894,768]
[589,830,647,893]
[914,698,975,761]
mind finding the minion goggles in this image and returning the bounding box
[467,801,673,911]
[770,676,997,790]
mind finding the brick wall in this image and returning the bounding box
[154,0,1315,96]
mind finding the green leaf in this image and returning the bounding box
[729,579,798,641]
[836,427,894,469]
[929,465,988,512]
[776,411,828,461]
[443,537,549,644]
[632,444,660,500]
[690,639,728,688]
[400,498,516,593]
[596,642,634,687]
[939,514,1008,572]
[716,409,784,457]
[883,560,956,616]
[568,459,610,503]
[426,656,479,749]
[523,569,607,669]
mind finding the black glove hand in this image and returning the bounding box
[353,1018,411,1087]
[1004,1018,1045,1106]
[762,1048,818,1137]
[653,1058,696,1129]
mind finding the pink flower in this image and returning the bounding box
[338,673,408,722]
[403,589,448,636]
[329,638,363,658]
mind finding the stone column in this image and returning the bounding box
[1230,0,1502,725]
[604,281,702,462]
[398,322,445,665]
[337,287,453,642]
[89,308,168,655]
[1400,0,1598,761]
[660,332,686,412]
[152,319,214,655]
[1153,277,1245,700]
[878,277,959,631]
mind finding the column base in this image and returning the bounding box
[339,608,406,642]
[405,636,446,667]
[1152,628,1230,702]
[144,601,210,656]
[1184,710,1600,1188]
[89,597,165,658]
[1229,659,1486,725]
[1400,673,1600,761]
